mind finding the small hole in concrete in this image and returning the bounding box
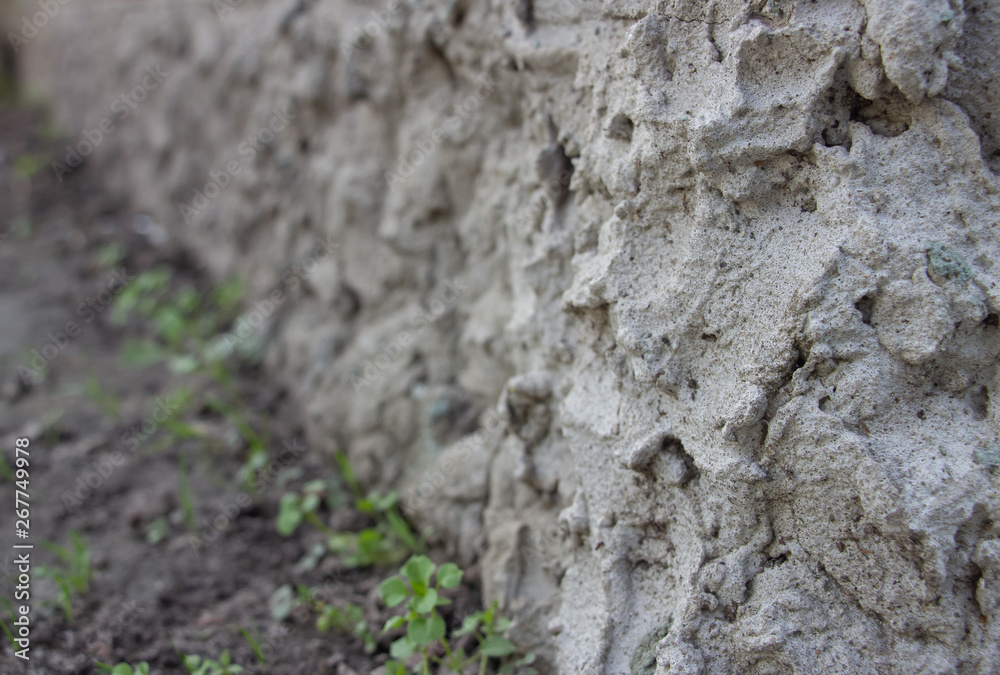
[855,293,875,325]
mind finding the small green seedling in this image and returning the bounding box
[85,375,122,423]
[276,482,413,568]
[205,394,269,487]
[277,454,423,569]
[13,153,45,179]
[36,531,91,622]
[183,650,244,675]
[95,662,150,675]
[238,625,269,673]
[0,453,12,482]
[379,555,462,674]
[276,479,341,537]
[379,556,534,675]
[0,598,19,650]
[95,243,126,270]
[296,585,376,654]
[146,516,170,545]
[177,454,198,533]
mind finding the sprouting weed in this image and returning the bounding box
[237,625,270,673]
[183,650,244,675]
[111,269,270,487]
[94,662,151,675]
[295,585,376,654]
[84,375,122,423]
[276,454,422,568]
[12,153,45,180]
[0,453,12,483]
[0,598,19,650]
[177,454,197,533]
[36,531,91,622]
[95,243,125,270]
[378,555,536,675]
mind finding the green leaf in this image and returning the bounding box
[411,587,438,614]
[155,306,187,345]
[268,584,295,621]
[382,615,406,633]
[454,614,481,637]
[112,665,132,675]
[407,614,445,646]
[301,492,320,513]
[379,577,409,607]
[358,528,384,553]
[480,636,516,657]
[135,665,150,675]
[334,451,362,497]
[383,660,407,675]
[436,562,463,589]
[303,479,326,493]
[386,508,422,552]
[168,354,202,374]
[121,339,165,366]
[390,635,416,660]
[402,555,435,588]
[327,532,356,553]
[276,494,303,536]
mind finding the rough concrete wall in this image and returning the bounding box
[21,0,1000,672]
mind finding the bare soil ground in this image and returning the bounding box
[0,106,480,675]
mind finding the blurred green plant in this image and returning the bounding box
[183,650,243,675]
[295,585,376,654]
[95,662,150,675]
[177,454,197,533]
[111,268,274,486]
[237,625,269,673]
[276,452,422,568]
[96,243,126,270]
[0,453,12,482]
[145,516,170,545]
[0,598,19,651]
[36,531,91,622]
[84,375,122,423]
[12,153,45,180]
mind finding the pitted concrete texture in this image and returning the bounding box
[23,0,1000,671]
